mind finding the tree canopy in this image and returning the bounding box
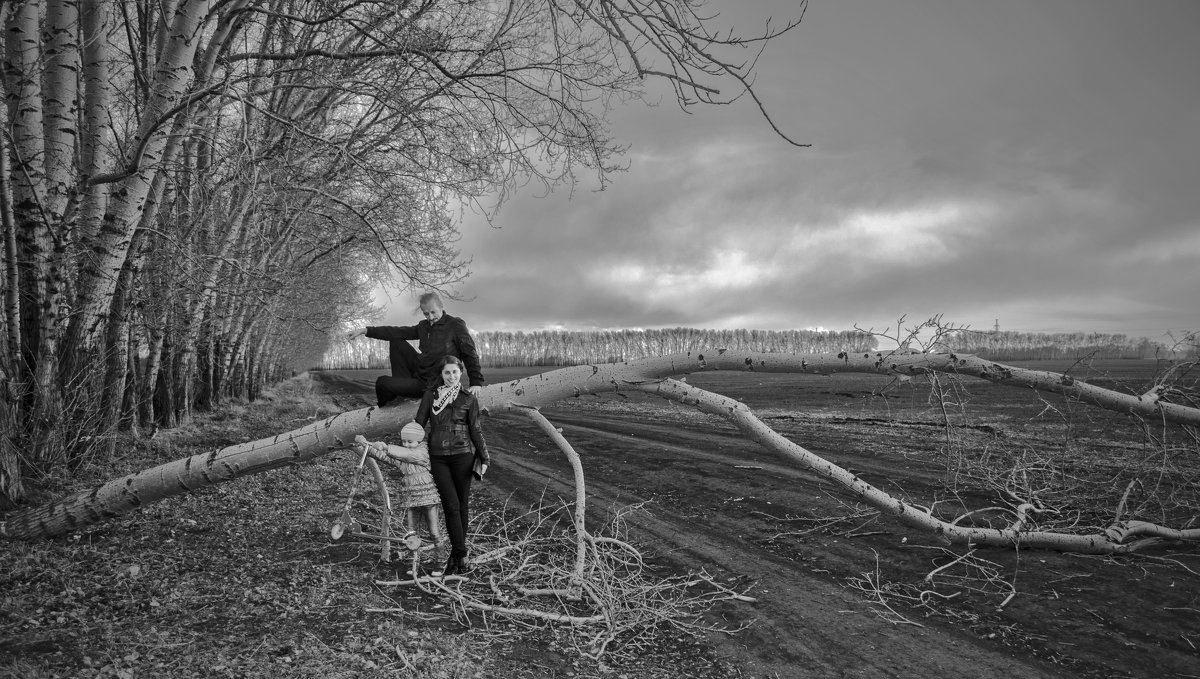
[0,0,805,507]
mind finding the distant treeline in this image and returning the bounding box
[940,331,1195,361]
[321,327,1200,370]
[321,328,879,370]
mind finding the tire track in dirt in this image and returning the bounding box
[529,408,955,490]
[531,407,980,526]
[529,411,829,485]
[481,410,1063,679]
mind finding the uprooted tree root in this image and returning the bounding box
[372,501,755,662]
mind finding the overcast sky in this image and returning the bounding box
[376,0,1200,343]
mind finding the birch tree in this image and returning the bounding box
[1,0,807,506]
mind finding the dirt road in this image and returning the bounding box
[314,366,1199,679]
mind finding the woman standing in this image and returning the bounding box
[415,356,490,575]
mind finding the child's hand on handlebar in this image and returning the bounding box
[353,435,389,460]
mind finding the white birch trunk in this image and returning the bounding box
[71,0,212,346]
[40,0,79,222]
[33,0,77,395]
[3,0,61,400]
[78,0,113,256]
[0,107,20,363]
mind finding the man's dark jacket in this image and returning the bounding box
[365,313,486,387]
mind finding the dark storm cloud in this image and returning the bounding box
[379,0,1200,341]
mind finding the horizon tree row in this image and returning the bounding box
[324,326,1191,372]
[940,330,1194,361]
[325,327,879,370]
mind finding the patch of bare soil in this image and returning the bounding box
[457,363,1198,679]
[4,364,1196,679]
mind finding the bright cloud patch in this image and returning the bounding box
[788,200,992,263]
[598,249,776,301]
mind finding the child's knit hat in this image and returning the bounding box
[401,421,424,442]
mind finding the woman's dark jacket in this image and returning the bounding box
[366,313,486,387]
[415,390,490,462]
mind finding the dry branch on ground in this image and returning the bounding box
[374,501,756,662]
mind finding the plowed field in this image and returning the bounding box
[314,360,1200,679]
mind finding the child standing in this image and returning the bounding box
[359,422,446,575]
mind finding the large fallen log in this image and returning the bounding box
[2,350,1196,541]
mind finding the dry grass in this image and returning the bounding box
[1,374,747,679]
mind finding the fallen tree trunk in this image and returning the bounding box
[2,350,1197,541]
